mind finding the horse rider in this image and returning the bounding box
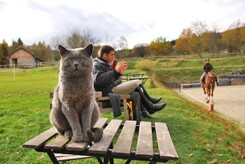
[200,58,218,86]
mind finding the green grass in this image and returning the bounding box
[0,63,244,163]
[147,56,245,83]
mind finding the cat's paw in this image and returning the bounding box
[72,135,83,143]
[83,135,90,142]
[64,130,73,139]
[87,127,103,142]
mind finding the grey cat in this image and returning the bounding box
[50,44,103,143]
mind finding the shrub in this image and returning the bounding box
[135,60,157,71]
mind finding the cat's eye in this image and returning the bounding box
[66,58,72,62]
[80,57,85,61]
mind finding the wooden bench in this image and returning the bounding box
[23,118,179,163]
[50,91,131,120]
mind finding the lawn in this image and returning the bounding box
[135,55,245,84]
[0,61,244,163]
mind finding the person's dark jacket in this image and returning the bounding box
[93,57,121,96]
[203,63,213,73]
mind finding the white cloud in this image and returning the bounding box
[0,0,244,48]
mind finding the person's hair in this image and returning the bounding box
[98,45,114,57]
[205,58,210,61]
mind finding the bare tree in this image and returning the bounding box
[210,23,222,57]
[191,20,208,58]
[82,28,100,45]
[50,36,67,50]
[64,28,100,48]
[117,36,128,50]
[104,32,114,45]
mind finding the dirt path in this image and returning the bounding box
[179,85,245,131]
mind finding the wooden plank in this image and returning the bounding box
[95,91,102,98]
[98,95,130,101]
[135,121,153,158]
[45,135,69,150]
[22,127,57,149]
[55,153,92,161]
[94,118,108,128]
[66,118,108,151]
[66,142,89,151]
[89,119,122,154]
[51,91,102,98]
[112,120,136,156]
[155,122,179,160]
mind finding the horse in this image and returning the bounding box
[202,72,217,103]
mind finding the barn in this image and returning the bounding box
[9,48,43,68]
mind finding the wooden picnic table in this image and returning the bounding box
[123,72,149,84]
[23,118,179,164]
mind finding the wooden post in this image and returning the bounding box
[209,103,214,112]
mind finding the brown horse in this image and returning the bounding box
[202,72,217,103]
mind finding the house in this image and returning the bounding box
[9,48,43,68]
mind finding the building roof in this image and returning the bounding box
[9,47,44,62]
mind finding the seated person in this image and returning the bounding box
[200,58,218,86]
[93,45,166,118]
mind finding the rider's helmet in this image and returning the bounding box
[205,58,210,62]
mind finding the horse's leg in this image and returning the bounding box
[210,87,214,103]
[206,87,210,103]
[203,86,207,99]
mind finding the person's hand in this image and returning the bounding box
[115,60,128,75]
[112,59,117,70]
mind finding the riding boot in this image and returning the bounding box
[141,106,155,119]
[139,84,162,103]
[135,87,166,114]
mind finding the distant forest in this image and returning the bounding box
[1,20,245,64]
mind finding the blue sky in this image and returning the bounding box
[0,0,245,48]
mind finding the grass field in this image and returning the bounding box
[0,57,244,163]
[135,56,245,83]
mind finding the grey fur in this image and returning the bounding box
[50,44,103,143]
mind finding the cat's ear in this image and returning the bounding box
[58,45,68,57]
[83,44,93,56]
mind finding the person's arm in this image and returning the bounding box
[93,64,121,87]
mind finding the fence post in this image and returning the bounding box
[13,64,16,80]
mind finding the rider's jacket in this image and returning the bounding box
[203,63,213,73]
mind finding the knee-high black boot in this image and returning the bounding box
[141,106,155,119]
[139,84,162,103]
[135,87,166,114]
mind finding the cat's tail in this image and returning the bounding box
[87,127,103,142]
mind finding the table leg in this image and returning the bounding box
[46,150,59,164]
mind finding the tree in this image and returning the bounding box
[189,33,201,55]
[173,28,192,55]
[221,20,243,54]
[50,35,67,50]
[66,28,100,48]
[117,36,128,50]
[148,37,172,56]
[132,44,148,57]
[82,28,100,46]
[104,32,115,46]
[0,39,9,64]
[27,41,52,61]
[9,38,25,53]
[209,24,222,56]
[190,20,208,58]
[17,38,23,45]
[0,44,3,62]
[67,30,84,48]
